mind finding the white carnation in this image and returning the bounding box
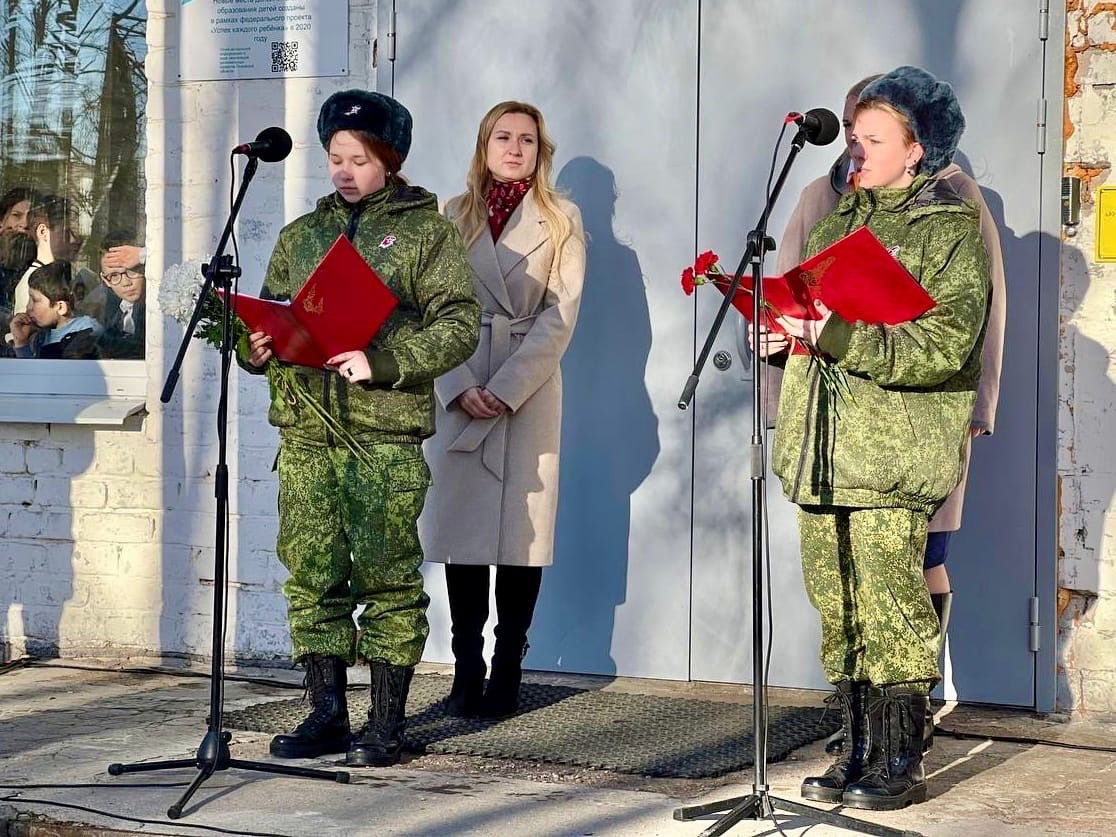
[157,259,207,324]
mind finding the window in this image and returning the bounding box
[0,1,147,426]
[0,2,147,423]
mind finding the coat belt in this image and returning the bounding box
[447,312,536,480]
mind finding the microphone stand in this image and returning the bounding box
[673,130,913,837]
[106,155,350,819]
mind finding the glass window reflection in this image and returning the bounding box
[0,2,147,360]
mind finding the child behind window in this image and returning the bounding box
[9,261,102,358]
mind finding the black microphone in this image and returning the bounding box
[232,126,293,162]
[786,108,841,146]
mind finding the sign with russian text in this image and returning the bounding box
[178,0,347,81]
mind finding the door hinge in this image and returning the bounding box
[1039,0,1050,42]
[1035,98,1047,155]
[1029,596,1041,652]
[388,8,397,63]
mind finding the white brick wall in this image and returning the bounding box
[0,0,379,664]
[1058,4,1116,715]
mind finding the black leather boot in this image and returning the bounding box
[346,660,414,767]
[444,565,489,718]
[828,593,953,758]
[480,566,541,719]
[801,681,869,803]
[823,727,846,755]
[931,590,953,638]
[842,685,929,810]
[923,591,953,752]
[269,655,350,759]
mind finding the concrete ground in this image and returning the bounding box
[1,659,1114,837]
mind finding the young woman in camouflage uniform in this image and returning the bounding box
[753,67,991,811]
[241,89,480,767]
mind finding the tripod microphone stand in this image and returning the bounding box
[107,154,349,819]
[673,123,914,837]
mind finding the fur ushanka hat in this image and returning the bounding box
[317,89,413,162]
[859,66,965,176]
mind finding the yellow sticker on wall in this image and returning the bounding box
[1098,186,1116,263]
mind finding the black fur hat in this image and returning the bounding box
[316,89,413,162]
[859,66,965,176]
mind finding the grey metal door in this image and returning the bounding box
[386,0,1060,708]
[387,0,700,680]
[690,0,1061,709]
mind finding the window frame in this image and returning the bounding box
[0,357,146,425]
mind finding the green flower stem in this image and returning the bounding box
[266,365,378,470]
[193,289,376,468]
[806,352,854,418]
[702,265,852,415]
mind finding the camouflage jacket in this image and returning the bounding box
[771,175,991,513]
[246,184,480,446]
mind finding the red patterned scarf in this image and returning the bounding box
[485,178,532,241]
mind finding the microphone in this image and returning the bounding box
[785,108,841,146]
[232,126,293,162]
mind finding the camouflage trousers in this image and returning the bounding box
[797,505,940,690]
[276,440,431,667]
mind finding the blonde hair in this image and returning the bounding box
[854,98,919,148]
[450,101,572,267]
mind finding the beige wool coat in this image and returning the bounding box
[420,189,586,566]
[773,157,1007,532]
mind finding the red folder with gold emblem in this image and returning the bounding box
[223,235,398,368]
[714,226,936,352]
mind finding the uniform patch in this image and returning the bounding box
[380,234,397,249]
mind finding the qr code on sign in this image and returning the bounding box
[271,41,298,73]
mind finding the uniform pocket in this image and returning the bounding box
[382,449,431,560]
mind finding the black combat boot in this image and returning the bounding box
[480,566,541,719]
[346,659,414,767]
[842,685,930,810]
[801,681,869,803]
[828,593,953,758]
[931,591,953,637]
[823,727,846,755]
[923,591,953,752]
[444,565,490,718]
[269,655,350,759]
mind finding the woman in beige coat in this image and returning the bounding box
[421,101,585,718]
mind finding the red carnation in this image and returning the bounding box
[681,267,696,295]
[695,250,719,276]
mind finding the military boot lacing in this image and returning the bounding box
[801,681,869,803]
[269,654,350,759]
[842,684,930,810]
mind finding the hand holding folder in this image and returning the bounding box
[223,235,399,368]
[715,226,936,349]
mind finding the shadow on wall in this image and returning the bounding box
[528,157,659,676]
[2,422,99,663]
[939,155,1063,707]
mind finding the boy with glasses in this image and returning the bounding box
[96,233,145,359]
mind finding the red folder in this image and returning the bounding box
[222,235,399,368]
[714,226,935,353]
